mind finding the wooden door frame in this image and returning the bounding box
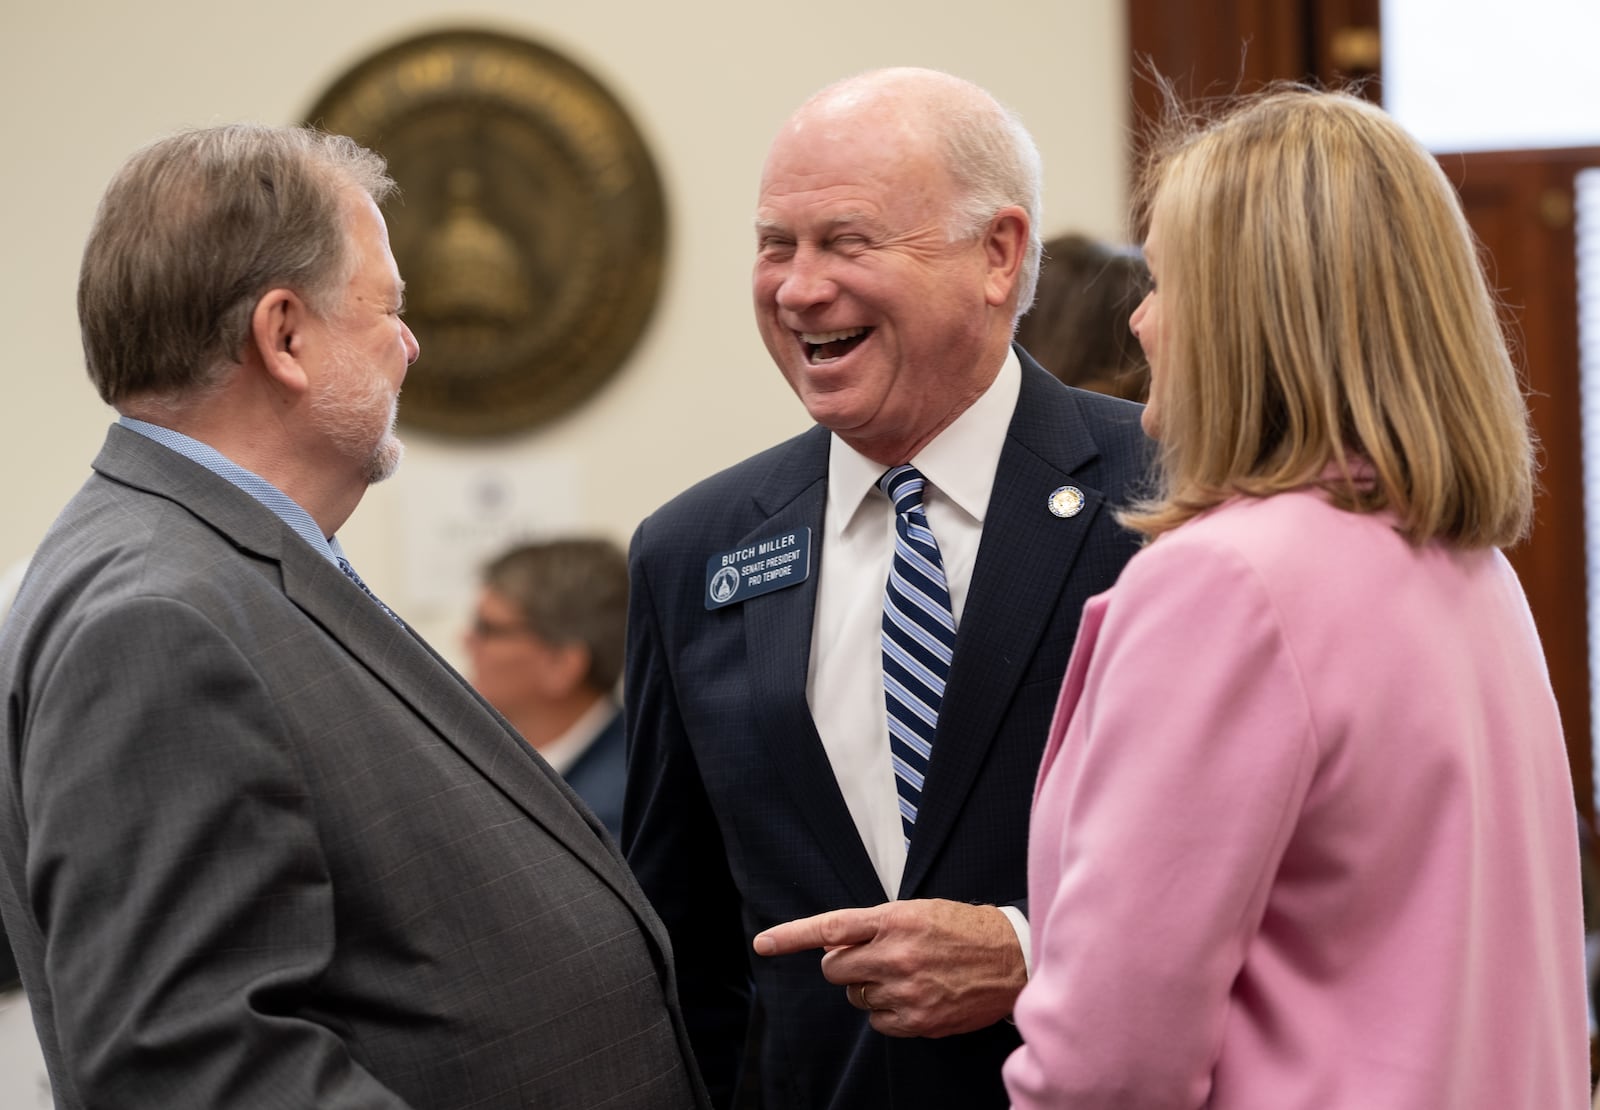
[1445,146,1600,826]
[1127,1,1596,823]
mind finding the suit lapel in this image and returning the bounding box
[275,534,650,917]
[1034,592,1109,802]
[93,427,653,930]
[901,358,1109,894]
[742,431,887,906]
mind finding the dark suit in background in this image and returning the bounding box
[465,537,632,841]
[565,709,628,838]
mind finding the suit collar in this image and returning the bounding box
[909,347,1020,520]
[823,348,1023,528]
[749,424,832,518]
[114,415,343,565]
[900,352,1113,893]
[735,361,1126,902]
[96,422,294,563]
[738,430,889,905]
[1006,343,1107,475]
[536,694,622,775]
[91,424,661,935]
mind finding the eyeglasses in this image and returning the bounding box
[469,614,534,640]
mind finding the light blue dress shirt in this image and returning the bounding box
[118,416,355,571]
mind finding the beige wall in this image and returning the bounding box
[0,1,1128,659]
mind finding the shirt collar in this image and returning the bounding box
[117,415,347,568]
[540,694,620,775]
[825,347,1021,531]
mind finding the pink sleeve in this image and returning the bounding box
[1004,536,1318,1108]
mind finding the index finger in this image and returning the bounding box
[753,906,885,957]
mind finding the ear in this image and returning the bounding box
[981,206,1029,308]
[248,287,315,398]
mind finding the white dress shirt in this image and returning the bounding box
[806,349,1022,901]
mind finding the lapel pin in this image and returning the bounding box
[1048,485,1085,518]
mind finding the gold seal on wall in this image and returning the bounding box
[306,29,667,437]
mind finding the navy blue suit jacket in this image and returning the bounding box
[564,708,626,840]
[623,353,1150,1109]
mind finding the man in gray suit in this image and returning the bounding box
[0,124,709,1109]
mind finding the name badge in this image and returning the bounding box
[705,528,812,609]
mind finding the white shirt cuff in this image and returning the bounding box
[998,904,1032,978]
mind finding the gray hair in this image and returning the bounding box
[78,123,394,408]
[939,92,1044,318]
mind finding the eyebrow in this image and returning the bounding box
[753,211,880,237]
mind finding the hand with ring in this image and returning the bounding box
[754,898,1026,1038]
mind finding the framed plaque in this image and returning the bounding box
[307,29,668,436]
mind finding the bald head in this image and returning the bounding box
[752,68,1041,465]
[773,68,1043,315]
[792,67,990,132]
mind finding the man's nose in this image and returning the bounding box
[775,246,837,312]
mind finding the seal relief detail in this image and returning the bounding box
[306,29,668,436]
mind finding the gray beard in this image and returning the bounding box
[310,350,405,486]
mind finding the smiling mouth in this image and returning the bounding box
[801,327,872,364]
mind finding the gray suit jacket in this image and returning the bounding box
[0,426,710,1109]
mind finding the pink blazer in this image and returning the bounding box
[1003,489,1588,1108]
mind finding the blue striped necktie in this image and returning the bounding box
[878,464,955,847]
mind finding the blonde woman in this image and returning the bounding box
[1003,88,1588,1108]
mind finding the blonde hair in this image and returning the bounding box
[1122,86,1534,548]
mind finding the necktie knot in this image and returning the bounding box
[879,464,928,517]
